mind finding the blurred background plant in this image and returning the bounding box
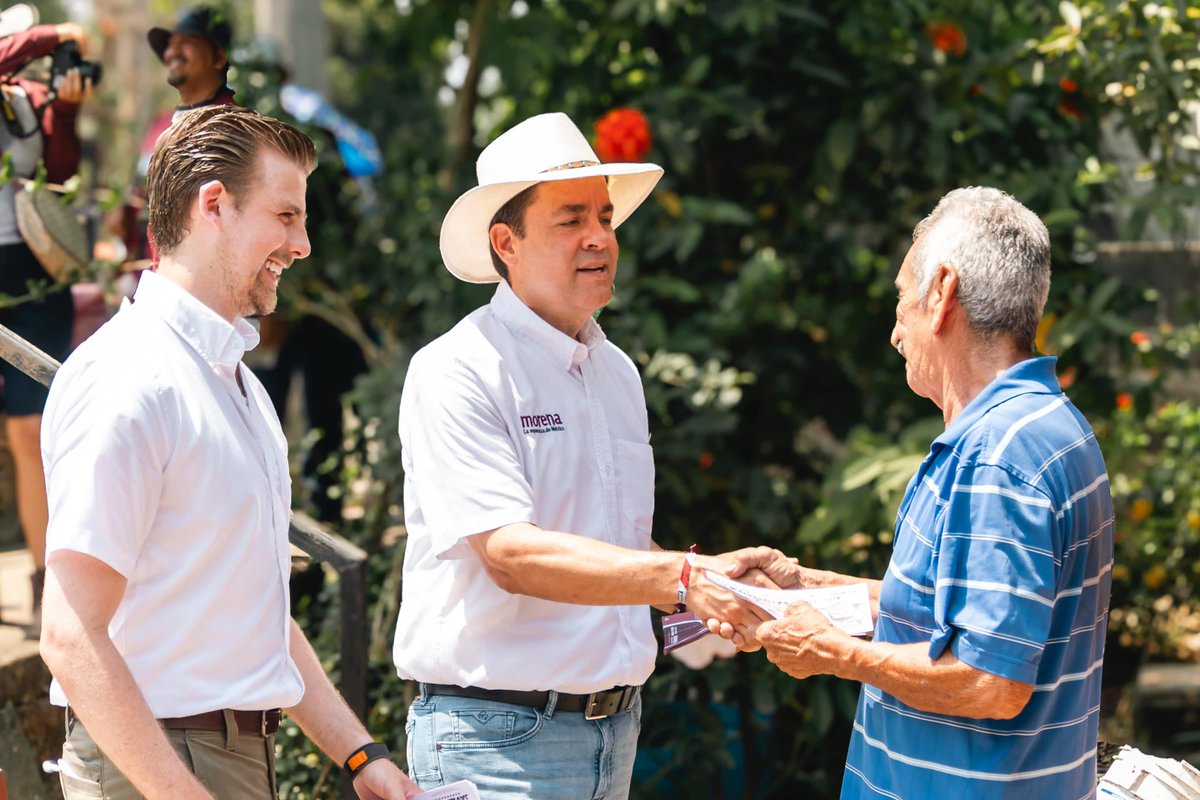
[88,0,1200,796]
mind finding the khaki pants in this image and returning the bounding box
[59,710,277,800]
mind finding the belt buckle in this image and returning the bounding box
[261,709,281,736]
[584,692,607,721]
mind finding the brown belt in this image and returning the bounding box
[158,709,282,736]
[425,684,640,720]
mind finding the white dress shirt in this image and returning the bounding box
[393,280,658,694]
[42,270,304,717]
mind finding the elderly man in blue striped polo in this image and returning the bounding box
[746,187,1113,799]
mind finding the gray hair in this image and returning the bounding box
[910,187,1051,354]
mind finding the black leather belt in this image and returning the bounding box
[425,683,640,720]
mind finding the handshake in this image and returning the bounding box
[670,547,877,676]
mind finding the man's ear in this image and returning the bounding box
[488,222,519,270]
[927,262,959,334]
[196,179,226,233]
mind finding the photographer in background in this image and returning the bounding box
[0,19,92,637]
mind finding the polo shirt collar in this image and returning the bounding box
[934,356,1061,449]
[490,279,607,372]
[131,270,259,369]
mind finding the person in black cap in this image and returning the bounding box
[147,5,234,113]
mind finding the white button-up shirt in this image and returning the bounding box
[393,280,657,694]
[42,270,304,717]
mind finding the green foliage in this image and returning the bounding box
[259,0,1200,796]
[1104,399,1200,662]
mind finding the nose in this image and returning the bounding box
[164,36,182,60]
[890,323,902,354]
[288,223,311,261]
[581,214,613,251]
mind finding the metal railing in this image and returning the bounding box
[0,321,371,764]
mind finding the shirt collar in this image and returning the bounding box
[490,279,607,372]
[933,356,1061,449]
[130,270,259,369]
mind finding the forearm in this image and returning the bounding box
[474,524,685,605]
[41,621,210,798]
[812,633,1028,719]
[285,620,371,765]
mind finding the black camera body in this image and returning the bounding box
[50,41,101,91]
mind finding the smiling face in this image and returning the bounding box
[163,33,225,96]
[494,176,618,337]
[213,148,310,320]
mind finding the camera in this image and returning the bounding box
[50,41,102,91]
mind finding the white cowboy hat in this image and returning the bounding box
[440,112,664,283]
[0,4,38,38]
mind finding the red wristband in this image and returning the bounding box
[674,544,700,613]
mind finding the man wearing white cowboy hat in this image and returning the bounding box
[392,112,772,797]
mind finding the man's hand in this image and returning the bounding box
[720,546,802,589]
[351,759,423,799]
[684,555,774,652]
[56,67,93,105]
[54,22,88,50]
[756,599,839,680]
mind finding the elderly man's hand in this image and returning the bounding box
[684,557,774,652]
[720,546,802,589]
[756,599,838,680]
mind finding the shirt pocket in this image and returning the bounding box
[615,438,655,546]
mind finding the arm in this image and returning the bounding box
[757,601,1033,719]
[40,552,215,800]
[0,25,63,75]
[469,525,772,633]
[285,621,421,799]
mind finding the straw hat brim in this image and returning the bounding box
[440,161,664,284]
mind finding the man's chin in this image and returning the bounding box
[166,73,188,89]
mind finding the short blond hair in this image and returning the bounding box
[147,105,316,253]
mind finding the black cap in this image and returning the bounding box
[147,6,233,62]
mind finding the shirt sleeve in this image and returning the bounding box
[42,358,169,578]
[0,26,60,76]
[399,353,534,560]
[927,461,1059,684]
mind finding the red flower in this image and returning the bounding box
[1130,330,1150,346]
[1059,77,1079,93]
[1057,99,1083,119]
[594,108,652,163]
[1058,366,1077,389]
[698,452,714,470]
[926,22,967,56]
[1115,393,1133,411]
[968,83,983,98]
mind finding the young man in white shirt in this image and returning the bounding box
[39,106,420,800]
[394,112,772,797]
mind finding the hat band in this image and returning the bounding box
[542,159,600,173]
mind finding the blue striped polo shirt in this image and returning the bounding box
[842,357,1114,800]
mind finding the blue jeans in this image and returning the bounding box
[405,684,641,799]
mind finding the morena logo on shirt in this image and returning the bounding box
[520,412,565,434]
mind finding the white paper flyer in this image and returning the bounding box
[705,571,875,636]
[413,780,481,800]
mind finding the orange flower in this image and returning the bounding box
[697,452,715,470]
[1059,77,1079,93]
[1130,330,1150,346]
[1130,498,1152,522]
[1115,393,1133,411]
[1058,366,1076,389]
[926,22,967,56]
[594,108,652,163]
[967,83,983,98]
